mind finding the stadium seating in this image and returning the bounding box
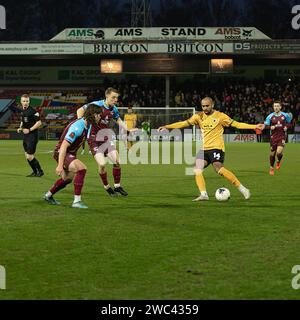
[0,78,299,135]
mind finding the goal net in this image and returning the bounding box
[117,107,196,140]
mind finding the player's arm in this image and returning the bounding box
[159,113,200,131]
[17,121,23,133]
[282,112,293,131]
[116,117,129,131]
[263,113,273,130]
[56,139,70,176]
[221,114,264,130]
[115,107,136,132]
[77,106,86,119]
[78,101,101,118]
[23,112,42,134]
[231,120,264,130]
[29,119,42,132]
[77,102,93,118]
[158,120,191,131]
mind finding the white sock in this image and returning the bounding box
[74,195,81,203]
[114,183,120,188]
[201,191,208,196]
[238,184,247,192]
[104,184,110,190]
[46,191,52,198]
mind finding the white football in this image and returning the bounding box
[215,188,230,201]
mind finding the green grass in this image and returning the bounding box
[0,140,300,299]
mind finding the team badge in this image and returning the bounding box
[69,132,75,139]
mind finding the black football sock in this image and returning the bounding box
[31,158,43,173]
[27,159,37,173]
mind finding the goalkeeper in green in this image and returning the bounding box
[141,121,151,142]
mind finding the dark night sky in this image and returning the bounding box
[0,0,299,40]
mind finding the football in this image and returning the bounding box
[215,188,231,201]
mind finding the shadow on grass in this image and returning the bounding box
[0,171,54,182]
[0,172,25,177]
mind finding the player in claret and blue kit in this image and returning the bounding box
[264,101,292,176]
[77,87,132,197]
[44,104,102,208]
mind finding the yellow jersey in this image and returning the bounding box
[124,113,137,129]
[166,110,256,151]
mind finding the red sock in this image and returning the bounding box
[99,172,108,186]
[50,178,71,195]
[269,155,275,167]
[74,169,87,196]
[113,167,121,184]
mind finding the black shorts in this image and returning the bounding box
[196,149,225,166]
[23,133,38,154]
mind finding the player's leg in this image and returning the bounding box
[192,150,210,201]
[125,131,131,151]
[269,143,276,175]
[107,150,128,196]
[128,130,136,150]
[193,160,209,201]
[44,154,73,205]
[25,153,37,177]
[25,134,44,177]
[25,153,43,177]
[44,169,73,205]
[275,145,284,170]
[68,159,88,208]
[23,136,36,176]
[127,140,133,150]
[212,151,250,199]
[94,152,116,196]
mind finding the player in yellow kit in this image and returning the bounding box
[158,97,265,201]
[124,106,137,150]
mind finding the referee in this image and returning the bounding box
[17,94,44,177]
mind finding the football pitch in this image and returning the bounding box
[0,140,300,299]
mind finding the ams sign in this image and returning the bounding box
[233,134,256,142]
